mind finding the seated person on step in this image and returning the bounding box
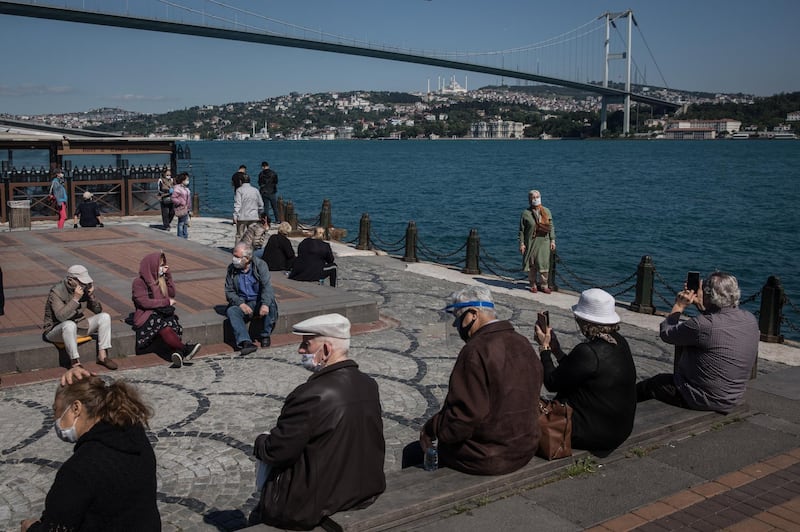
[534,288,637,452]
[240,211,271,251]
[43,265,117,370]
[289,227,337,287]
[417,286,542,475]
[131,252,201,368]
[73,191,103,228]
[636,271,758,414]
[262,221,296,272]
[251,313,385,530]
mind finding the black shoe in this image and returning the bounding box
[183,343,201,361]
[239,341,257,356]
[260,336,271,348]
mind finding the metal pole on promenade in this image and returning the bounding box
[631,255,655,314]
[286,201,298,231]
[320,199,332,238]
[759,276,785,343]
[403,221,418,263]
[356,213,371,250]
[462,229,480,275]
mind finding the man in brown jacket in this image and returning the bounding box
[421,286,543,475]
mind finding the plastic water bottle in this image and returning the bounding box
[424,439,438,471]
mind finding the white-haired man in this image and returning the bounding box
[637,271,759,413]
[73,191,103,228]
[420,286,543,475]
[252,313,385,529]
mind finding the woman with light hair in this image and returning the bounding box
[262,221,296,271]
[20,376,159,531]
[73,190,103,228]
[534,288,637,452]
[290,227,337,286]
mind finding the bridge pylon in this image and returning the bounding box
[599,10,634,137]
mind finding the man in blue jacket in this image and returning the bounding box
[224,242,278,355]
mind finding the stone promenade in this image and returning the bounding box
[2,216,799,531]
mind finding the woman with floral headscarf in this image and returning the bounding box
[131,251,200,367]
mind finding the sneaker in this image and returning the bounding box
[260,336,271,348]
[183,343,201,361]
[239,341,257,356]
[97,357,118,370]
[171,352,183,368]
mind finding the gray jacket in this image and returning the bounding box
[224,256,275,307]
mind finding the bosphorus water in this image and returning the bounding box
[188,139,799,338]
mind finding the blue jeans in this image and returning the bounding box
[177,214,189,239]
[262,193,279,221]
[226,299,278,347]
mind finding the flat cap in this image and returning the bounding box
[67,265,93,284]
[292,313,351,339]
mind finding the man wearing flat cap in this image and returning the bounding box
[420,286,542,475]
[251,313,385,530]
[43,265,117,370]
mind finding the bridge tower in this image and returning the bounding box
[599,10,634,137]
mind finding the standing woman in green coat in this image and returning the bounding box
[518,189,556,293]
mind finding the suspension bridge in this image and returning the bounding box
[1,0,680,134]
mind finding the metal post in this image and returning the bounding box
[548,250,558,292]
[624,9,632,135]
[356,213,371,250]
[320,199,332,238]
[286,201,297,231]
[191,192,200,216]
[759,276,785,343]
[277,196,285,223]
[403,221,419,263]
[462,229,480,274]
[630,255,655,314]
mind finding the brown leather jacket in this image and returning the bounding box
[254,360,385,529]
[424,320,543,475]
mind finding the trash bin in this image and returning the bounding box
[7,200,31,230]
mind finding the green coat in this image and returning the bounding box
[518,206,555,272]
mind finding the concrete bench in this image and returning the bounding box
[243,400,748,531]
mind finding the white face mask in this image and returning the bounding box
[232,256,246,269]
[531,197,542,206]
[301,345,325,372]
[54,408,78,443]
[158,266,166,276]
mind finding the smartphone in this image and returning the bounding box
[536,311,550,331]
[686,271,700,292]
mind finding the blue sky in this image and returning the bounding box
[1,0,798,115]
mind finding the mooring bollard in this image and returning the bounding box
[320,199,332,238]
[631,255,655,314]
[403,221,418,263]
[462,228,481,274]
[277,196,285,223]
[191,192,200,216]
[286,201,298,231]
[548,251,559,292]
[759,275,785,343]
[356,213,371,250]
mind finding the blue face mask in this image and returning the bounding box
[301,346,324,372]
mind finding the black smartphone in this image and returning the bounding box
[686,271,700,292]
[537,311,550,330]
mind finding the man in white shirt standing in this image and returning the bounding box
[233,173,263,246]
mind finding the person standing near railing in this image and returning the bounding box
[49,169,69,230]
[157,168,175,231]
[519,189,556,294]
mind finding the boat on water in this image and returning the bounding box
[773,132,798,140]
[731,132,751,139]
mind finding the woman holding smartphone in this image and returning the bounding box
[534,288,637,452]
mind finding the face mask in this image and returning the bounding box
[531,198,542,207]
[54,408,78,443]
[158,266,166,276]
[232,257,246,269]
[301,346,325,372]
[455,310,476,343]
[185,180,190,186]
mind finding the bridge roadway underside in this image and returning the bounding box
[0,225,378,374]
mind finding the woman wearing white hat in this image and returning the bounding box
[534,288,637,452]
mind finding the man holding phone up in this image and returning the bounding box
[43,265,117,370]
[636,271,758,413]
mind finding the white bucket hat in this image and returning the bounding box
[571,288,620,325]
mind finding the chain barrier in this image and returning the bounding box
[367,228,406,250]
[479,248,524,279]
[554,255,602,287]
[783,316,799,333]
[785,294,800,315]
[740,290,762,306]
[479,260,524,282]
[653,287,676,310]
[610,283,636,298]
[653,269,679,298]
[416,235,467,260]
[555,271,582,293]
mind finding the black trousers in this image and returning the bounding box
[636,373,691,409]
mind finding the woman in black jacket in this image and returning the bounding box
[534,288,637,452]
[262,221,296,271]
[289,227,337,287]
[21,376,160,531]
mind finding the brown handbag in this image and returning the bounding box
[536,398,573,460]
